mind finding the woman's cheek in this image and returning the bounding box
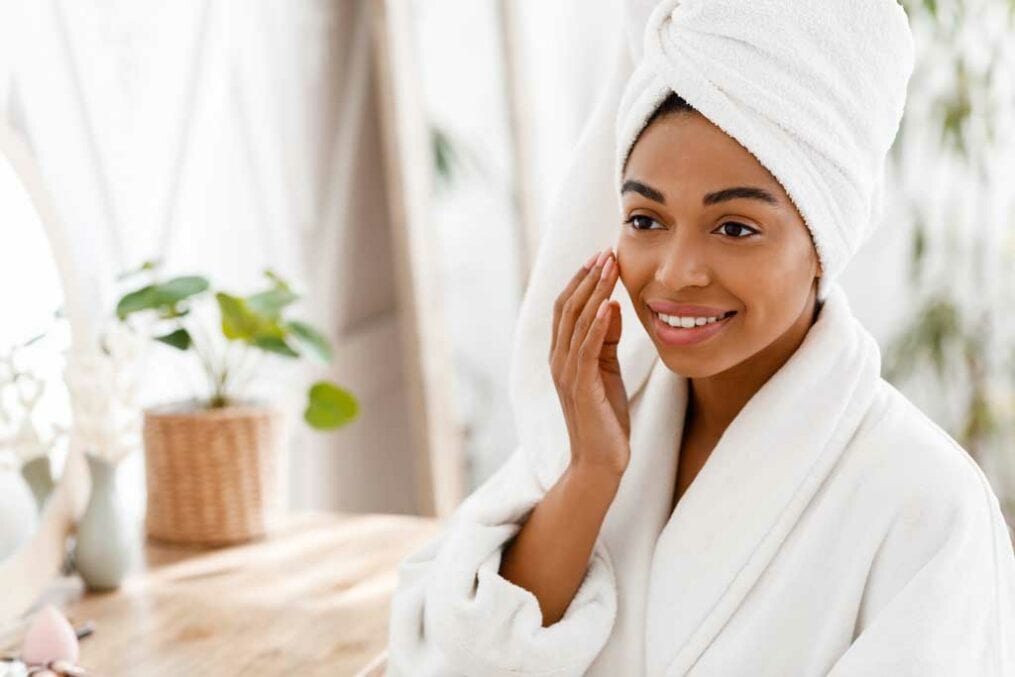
[615,251,643,314]
[615,246,633,286]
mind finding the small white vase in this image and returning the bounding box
[72,453,139,591]
[0,464,39,560]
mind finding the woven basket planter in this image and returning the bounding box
[142,401,286,546]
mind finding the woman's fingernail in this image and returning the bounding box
[595,248,611,268]
[601,257,614,279]
[596,298,609,319]
[584,251,598,269]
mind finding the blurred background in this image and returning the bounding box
[2,0,1013,542]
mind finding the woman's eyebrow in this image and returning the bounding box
[621,179,666,204]
[621,179,778,207]
[702,186,779,206]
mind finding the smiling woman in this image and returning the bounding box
[386,1,1015,674]
[616,92,825,464]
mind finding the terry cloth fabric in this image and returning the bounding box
[616,0,915,302]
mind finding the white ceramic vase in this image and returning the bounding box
[72,453,138,591]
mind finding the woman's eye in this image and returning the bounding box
[715,222,758,238]
[627,215,660,231]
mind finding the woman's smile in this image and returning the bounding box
[650,308,737,347]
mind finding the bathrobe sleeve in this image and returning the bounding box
[828,459,1015,676]
[385,446,619,677]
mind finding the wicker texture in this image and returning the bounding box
[142,403,285,545]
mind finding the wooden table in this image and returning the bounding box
[63,511,441,676]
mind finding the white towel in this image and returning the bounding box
[616,0,915,302]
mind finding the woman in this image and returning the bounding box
[386,1,1015,675]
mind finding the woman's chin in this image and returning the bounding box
[656,352,725,379]
[657,357,722,379]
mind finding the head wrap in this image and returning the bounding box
[616,0,915,301]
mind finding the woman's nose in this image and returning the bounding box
[655,231,711,289]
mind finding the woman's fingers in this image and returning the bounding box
[553,249,611,364]
[551,257,598,359]
[566,253,619,375]
[576,298,612,391]
[549,250,632,476]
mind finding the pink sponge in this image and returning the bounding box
[20,605,79,665]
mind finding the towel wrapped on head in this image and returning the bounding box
[615,0,916,301]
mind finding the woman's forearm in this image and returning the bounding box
[497,460,622,627]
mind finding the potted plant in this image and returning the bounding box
[113,261,358,545]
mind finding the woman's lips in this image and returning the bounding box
[651,310,736,347]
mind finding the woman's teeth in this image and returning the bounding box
[655,311,734,328]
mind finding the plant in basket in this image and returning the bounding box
[113,261,359,545]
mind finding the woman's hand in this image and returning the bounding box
[550,248,630,478]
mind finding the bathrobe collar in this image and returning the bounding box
[601,281,882,674]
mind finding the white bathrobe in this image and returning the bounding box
[385,4,1015,674]
[386,277,1015,676]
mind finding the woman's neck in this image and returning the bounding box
[687,295,823,438]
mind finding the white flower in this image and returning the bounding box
[62,328,143,465]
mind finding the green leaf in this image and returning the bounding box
[155,328,192,351]
[287,320,333,363]
[217,292,251,339]
[159,276,210,303]
[217,292,280,341]
[246,270,299,319]
[253,335,299,358]
[117,284,160,319]
[116,275,209,320]
[303,381,358,430]
[247,287,299,319]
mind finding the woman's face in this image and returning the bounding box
[618,110,821,379]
